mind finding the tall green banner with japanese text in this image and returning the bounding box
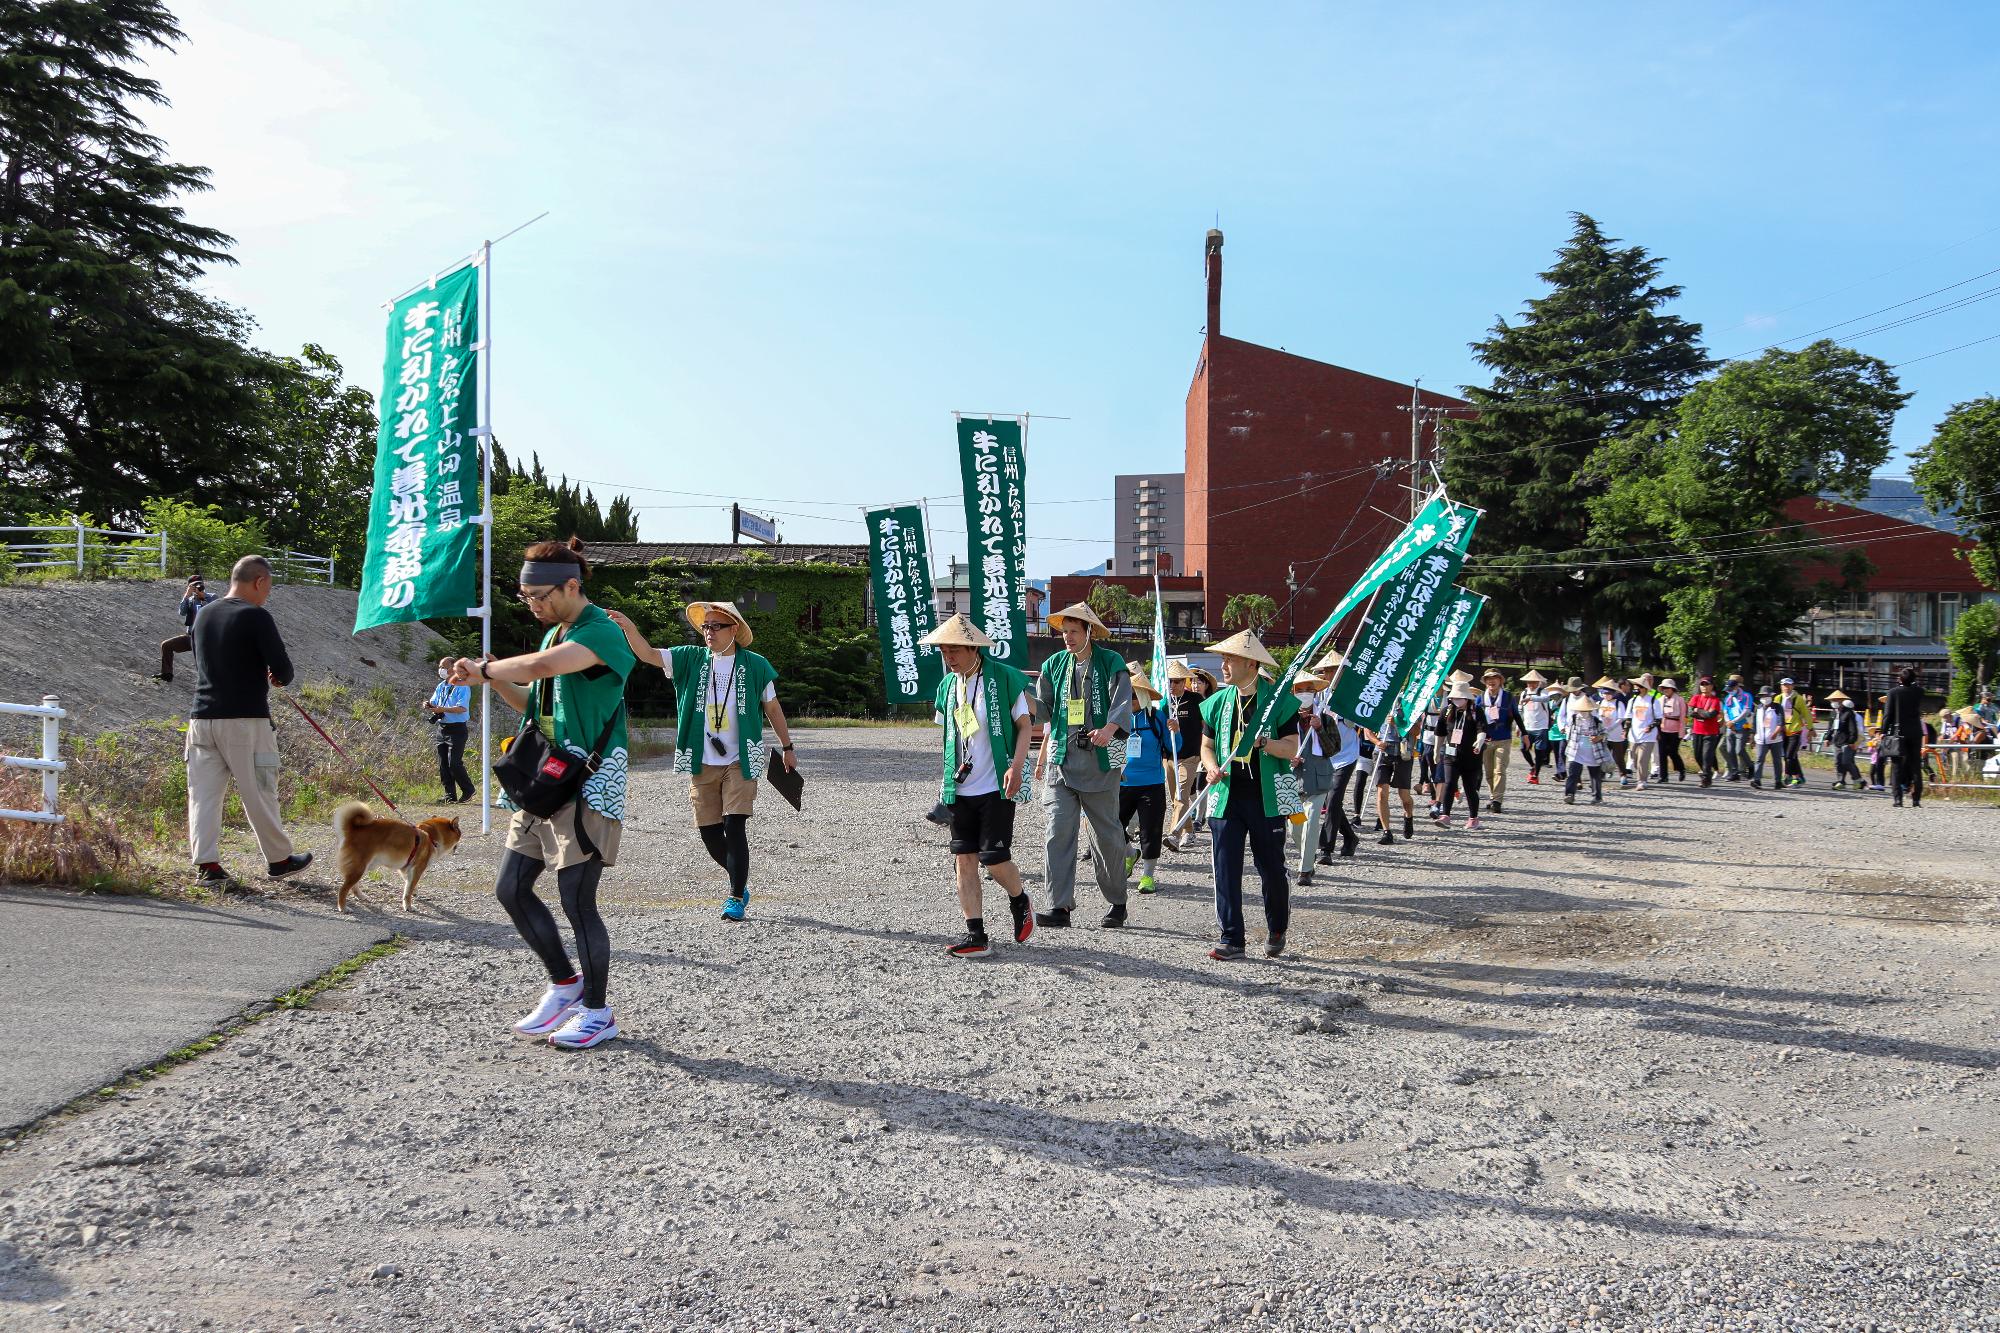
[1245,490,1478,748]
[355,263,481,632]
[866,505,943,706]
[957,418,1028,663]
[1394,588,1486,726]
[1326,546,1469,732]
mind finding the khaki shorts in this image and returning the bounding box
[690,762,759,824]
[505,801,622,870]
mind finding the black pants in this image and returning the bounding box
[1891,749,1924,804]
[1209,809,1288,947]
[698,815,752,893]
[1439,754,1481,819]
[1783,733,1805,783]
[1606,740,1629,779]
[1119,784,1166,859]
[1657,732,1685,779]
[1692,733,1719,778]
[1565,762,1604,800]
[435,721,473,800]
[1321,765,1357,850]
[496,852,610,1009]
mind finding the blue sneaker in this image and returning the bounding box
[721,892,748,922]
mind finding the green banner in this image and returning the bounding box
[1394,587,1486,726]
[355,263,481,632]
[1249,491,1478,746]
[866,505,943,706]
[1326,545,1469,732]
[957,418,1028,663]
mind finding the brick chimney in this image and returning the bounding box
[1204,228,1223,342]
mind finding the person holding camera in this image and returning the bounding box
[922,614,1036,958]
[606,599,796,923]
[444,538,634,1051]
[423,665,474,802]
[1033,602,1132,929]
[155,574,214,683]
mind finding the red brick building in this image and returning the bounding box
[1184,230,1469,640]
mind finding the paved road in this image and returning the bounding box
[0,887,389,1134]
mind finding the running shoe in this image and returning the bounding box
[946,932,992,959]
[1465,817,1483,831]
[1378,831,1395,845]
[196,862,230,885]
[268,853,313,878]
[1265,932,1285,958]
[1526,773,1539,785]
[1101,904,1127,928]
[721,892,748,922]
[1297,871,1315,887]
[548,1005,619,1050]
[1137,873,1157,894]
[512,980,585,1038]
[1124,854,1138,876]
[1034,907,1071,928]
[1489,801,1503,814]
[1562,795,1575,805]
[1208,942,1246,961]
[1010,893,1035,944]
[1434,815,1452,829]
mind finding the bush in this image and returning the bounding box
[1945,601,2000,709]
[141,497,266,582]
[0,773,157,892]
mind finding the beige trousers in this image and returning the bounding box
[1167,757,1201,840]
[185,717,295,866]
[1482,742,1510,804]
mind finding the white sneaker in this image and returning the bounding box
[548,1005,619,1050]
[512,981,584,1038]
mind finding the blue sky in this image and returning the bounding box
[151,1,2000,578]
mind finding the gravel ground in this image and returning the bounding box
[1,728,1995,1331]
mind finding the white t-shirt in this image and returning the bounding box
[935,671,1032,797]
[703,652,778,766]
[1629,695,1660,743]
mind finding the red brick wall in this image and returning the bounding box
[1782,497,1985,593]
[1186,335,1467,639]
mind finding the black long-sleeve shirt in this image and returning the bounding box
[1881,683,1926,744]
[191,597,294,719]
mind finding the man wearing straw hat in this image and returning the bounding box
[1516,669,1552,785]
[921,614,1037,958]
[1198,628,1302,960]
[1825,690,1864,789]
[608,600,795,923]
[1161,659,1205,852]
[1033,603,1133,928]
[1475,666,1522,813]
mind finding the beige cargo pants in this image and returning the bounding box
[185,718,296,866]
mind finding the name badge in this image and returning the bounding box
[955,703,979,735]
[1450,727,1465,748]
[1484,706,1500,723]
[1066,698,1087,727]
[707,702,728,732]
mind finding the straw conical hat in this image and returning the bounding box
[1823,689,1851,702]
[1206,629,1277,670]
[1448,681,1479,700]
[1519,669,1548,684]
[1163,658,1196,681]
[1447,670,1475,685]
[1291,671,1329,691]
[1312,648,1345,671]
[1127,663,1161,700]
[919,613,991,649]
[1047,602,1109,639]
[1592,675,1620,690]
[686,600,754,646]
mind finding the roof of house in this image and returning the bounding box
[1823,477,1960,535]
[586,542,870,569]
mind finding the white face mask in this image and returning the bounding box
[438,668,449,681]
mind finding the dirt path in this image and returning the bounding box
[1,729,1993,1330]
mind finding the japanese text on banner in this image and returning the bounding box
[956,419,1027,661]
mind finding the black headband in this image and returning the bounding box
[519,560,581,586]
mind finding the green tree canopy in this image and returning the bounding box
[1911,395,2000,590]
[1442,213,1711,677]
[1221,592,1277,634]
[1944,600,1998,708]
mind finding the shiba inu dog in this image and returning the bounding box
[332,802,462,912]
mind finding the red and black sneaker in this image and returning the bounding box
[1208,942,1247,961]
[946,932,992,959]
[1010,894,1035,945]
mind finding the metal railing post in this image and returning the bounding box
[159,529,168,574]
[40,695,59,819]
[73,520,84,574]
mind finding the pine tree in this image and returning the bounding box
[0,1,283,521]
[1441,214,1710,677]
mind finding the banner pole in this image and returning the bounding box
[477,239,494,835]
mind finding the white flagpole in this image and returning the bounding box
[475,240,494,834]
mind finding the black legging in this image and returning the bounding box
[496,852,609,1009]
[435,722,473,799]
[1606,740,1629,778]
[1657,732,1685,779]
[698,814,751,894]
[1119,784,1166,858]
[1439,753,1481,818]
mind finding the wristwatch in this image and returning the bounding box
[781,743,794,751]
[478,660,491,681]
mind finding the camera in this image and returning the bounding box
[925,801,953,827]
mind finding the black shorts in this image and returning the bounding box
[948,790,1017,865]
[1373,752,1415,790]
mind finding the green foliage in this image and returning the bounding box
[251,344,376,580]
[1911,396,2000,590]
[1086,580,1152,628]
[1442,214,1711,676]
[1945,601,2000,708]
[1590,341,1904,678]
[0,1,287,524]
[1221,592,1278,633]
[140,497,266,580]
[490,443,638,542]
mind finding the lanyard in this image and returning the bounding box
[708,655,732,729]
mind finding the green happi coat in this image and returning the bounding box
[1199,679,1303,820]
[934,658,1032,803]
[1042,645,1129,773]
[667,645,779,780]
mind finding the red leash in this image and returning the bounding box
[282,694,400,813]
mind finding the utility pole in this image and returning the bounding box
[1409,378,1423,519]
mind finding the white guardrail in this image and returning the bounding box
[1925,743,2000,791]
[0,522,333,585]
[1,696,67,825]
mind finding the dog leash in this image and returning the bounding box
[281,694,400,813]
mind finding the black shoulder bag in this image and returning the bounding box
[495,677,625,819]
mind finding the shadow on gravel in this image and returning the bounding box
[616,1042,1773,1242]
[0,1238,66,1304]
[1372,960,1998,1071]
